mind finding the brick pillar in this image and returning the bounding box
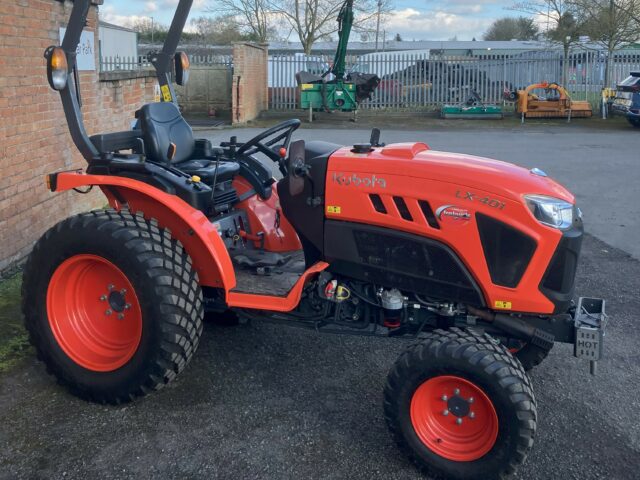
[232,42,269,125]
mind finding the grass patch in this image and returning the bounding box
[0,272,31,372]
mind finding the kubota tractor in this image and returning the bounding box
[24,1,607,479]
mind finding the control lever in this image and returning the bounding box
[369,128,385,147]
[229,135,237,157]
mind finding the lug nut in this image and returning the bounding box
[454,388,460,395]
[442,410,449,416]
[108,284,115,291]
[100,295,107,301]
[124,303,131,310]
[120,288,127,295]
[117,313,125,320]
[441,395,448,401]
[469,412,475,419]
[105,309,113,316]
[468,397,474,404]
[456,418,463,425]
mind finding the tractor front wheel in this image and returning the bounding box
[384,328,536,480]
[22,209,204,404]
[511,341,552,371]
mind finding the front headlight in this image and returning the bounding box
[524,194,575,229]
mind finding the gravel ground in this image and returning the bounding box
[1,235,638,480]
[1,125,639,479]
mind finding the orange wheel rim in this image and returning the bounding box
[46,254,143,372]
[410,375,499,462]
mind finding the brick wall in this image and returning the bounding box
[0,0,157,272]
[232,43,268,124]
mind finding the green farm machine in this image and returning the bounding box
[295,0,380,118]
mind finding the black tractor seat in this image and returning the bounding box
[137,102,239,186]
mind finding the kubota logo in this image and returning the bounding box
[332,172,387,188]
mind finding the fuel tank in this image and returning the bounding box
[324,143,579,315]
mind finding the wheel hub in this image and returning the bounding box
[446,395,471,418]
[46,254,143,372]
[410,375,499,462]
[108,290,127,313]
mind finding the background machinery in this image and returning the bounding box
[513,82,592,122]
[441,88,503,119]
[296,0,379,117]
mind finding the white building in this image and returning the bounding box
[98,21,138,71]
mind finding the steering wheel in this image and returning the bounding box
[236,119,301,175]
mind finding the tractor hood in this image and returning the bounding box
[328,143,574,203]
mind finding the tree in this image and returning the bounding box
[191,15,253,44]
[512,1,584,85]
[131,19,200,44]
[483,17,539,41]
[206,0,273,43]
[272,0,392,54]
[614,0,640,22]
[395,33,402,41]
[573,0,640,85]
[131,18,169,43]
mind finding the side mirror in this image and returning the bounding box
[174,52,190,86]
[287,140,306,196]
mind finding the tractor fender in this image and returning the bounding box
[50,171,236,293]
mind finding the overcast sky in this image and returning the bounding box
[101,0,516,42]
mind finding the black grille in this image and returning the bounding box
[543,239,578,293]
[210,180,238,214]
[351,229,483,304]
[476,213,536,288]
[539,224,583,313]
[369,194,387,214]
[393,196,413,221]
[542,225,582,295]
[418,200,440,229]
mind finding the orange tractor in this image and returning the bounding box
[512,82,592,121]
[24,1,607,479]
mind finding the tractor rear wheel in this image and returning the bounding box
[22,209,203,404]
[384,328,536,480]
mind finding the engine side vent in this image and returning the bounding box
[418,200,440,229]
[369,194,387,214]
[393,196,413,221]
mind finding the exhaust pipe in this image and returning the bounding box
[467,306,554,350]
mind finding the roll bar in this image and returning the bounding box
[53,0,194,161]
